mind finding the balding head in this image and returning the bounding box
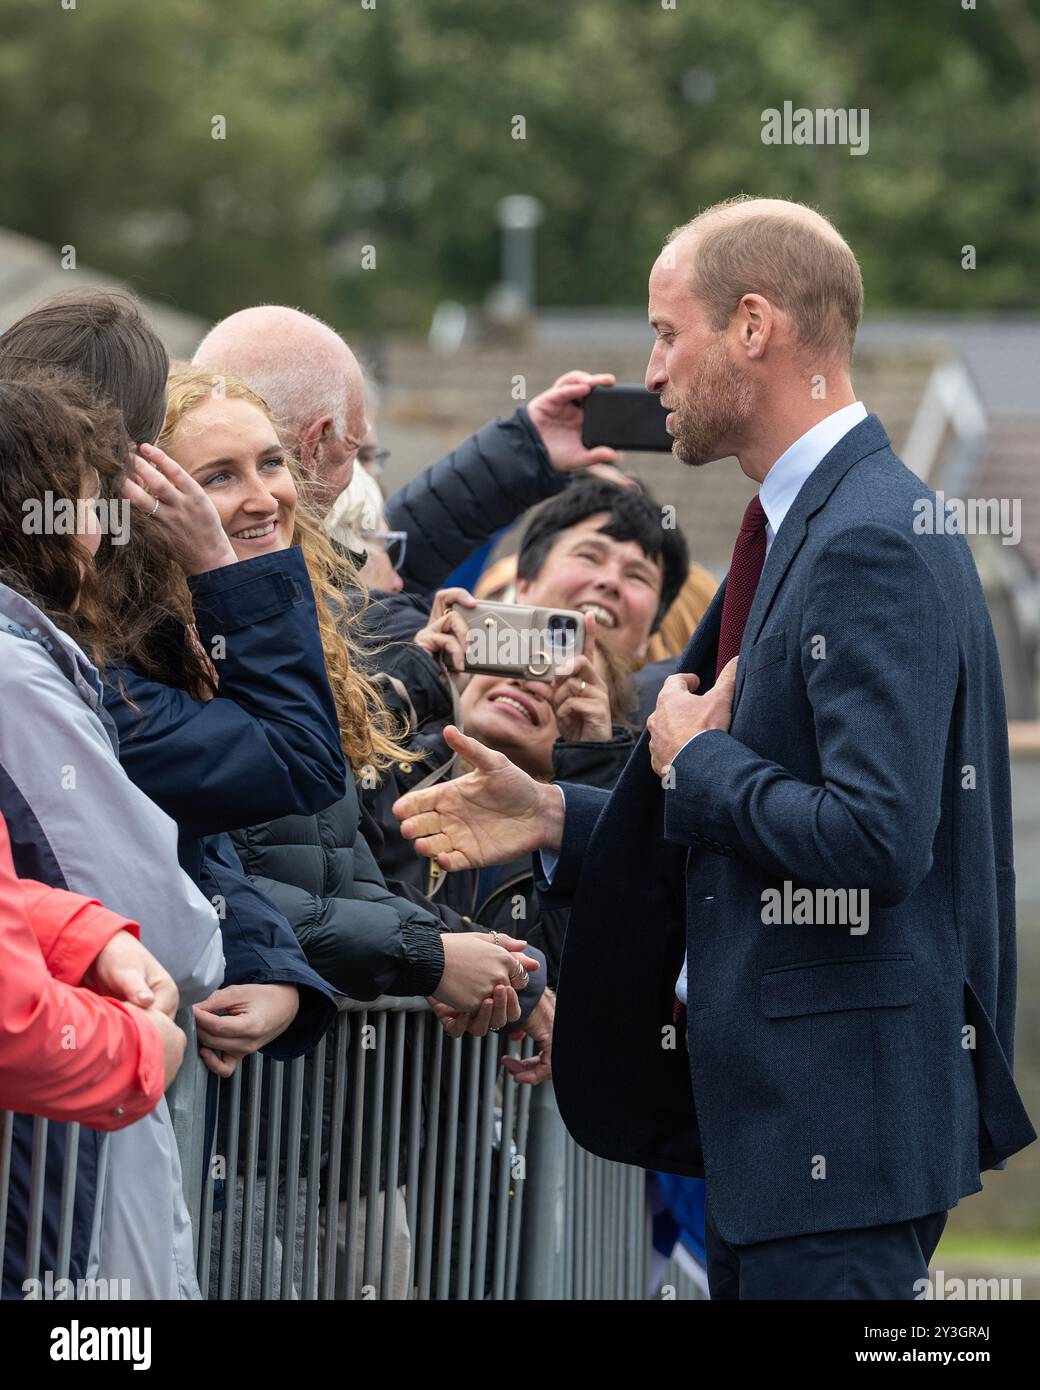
[664,196,863,364]
[193,305,367,505]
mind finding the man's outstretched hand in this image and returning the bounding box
[393,726,564,870]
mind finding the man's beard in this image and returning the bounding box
[669,336,754,468]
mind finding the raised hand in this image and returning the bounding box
[393,726,564,870]
[123,441,238,576]
[526,371,623,475]
[413,586,477,675]
[550,611,612,742]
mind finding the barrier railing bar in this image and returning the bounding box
[301,1036,325,1301]
[54,1122,80,1283]
[379,1010,406,1300]
[434,1036,463,1300]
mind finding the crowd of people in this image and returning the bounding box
[0,289,705,1299]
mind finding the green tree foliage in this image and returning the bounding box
[0,0,1036,329]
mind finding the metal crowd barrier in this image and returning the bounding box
[1,997,705,1300]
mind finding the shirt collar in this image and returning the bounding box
[759,401,868,542]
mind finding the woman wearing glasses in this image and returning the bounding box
[325,457,407,595]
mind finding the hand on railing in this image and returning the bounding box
[502,988,554,1085]
[81,928,180,1016]
[192,982,300,1077]
[140,1006,188,1088]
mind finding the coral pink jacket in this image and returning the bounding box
[0,813,164,1130]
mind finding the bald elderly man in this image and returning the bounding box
[394,195,1035,1299]
[193,306,627,596]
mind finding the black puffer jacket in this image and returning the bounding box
[360,635,636,989]
[384,406,564,597]
[231,774,447,1001]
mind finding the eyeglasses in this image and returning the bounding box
[361,528,407,571]
[357,445,391,475]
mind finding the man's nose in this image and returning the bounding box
[645,341,667,394]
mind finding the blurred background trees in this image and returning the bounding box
[1,0,1037,330]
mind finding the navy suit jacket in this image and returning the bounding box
[545,414,1036,1244]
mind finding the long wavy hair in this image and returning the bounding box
[154,366,410,775]
[0,370,129,663]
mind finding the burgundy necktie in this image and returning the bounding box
[673,494,768,1029]
[715,494,768,677]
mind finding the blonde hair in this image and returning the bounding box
[160,364,411,775]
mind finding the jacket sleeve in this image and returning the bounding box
[18,878,133,985]
[105,547,347,841]
[233,819,447,1001]
[0,824,164,1130]
[202,834,339,1058]
[385,407,565,595]
[0,642,224,1005]
[664,525,960,906]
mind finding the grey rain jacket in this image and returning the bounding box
[0,582,224,1299]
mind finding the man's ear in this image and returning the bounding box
[737,293,772,360]
[297,414,334,475]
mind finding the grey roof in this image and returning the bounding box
[0,226,206,357]
[378,334,942,577]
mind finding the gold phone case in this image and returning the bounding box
[459,600,586,682]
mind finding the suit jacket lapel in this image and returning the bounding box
[730,414,891,714]
[678,575,727,682]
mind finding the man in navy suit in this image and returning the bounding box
[394,196,1035,1299]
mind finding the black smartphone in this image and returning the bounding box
[581,384,673,453]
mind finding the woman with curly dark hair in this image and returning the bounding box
[0,369,224,1299]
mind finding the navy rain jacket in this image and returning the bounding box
[103,548,344,1055]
